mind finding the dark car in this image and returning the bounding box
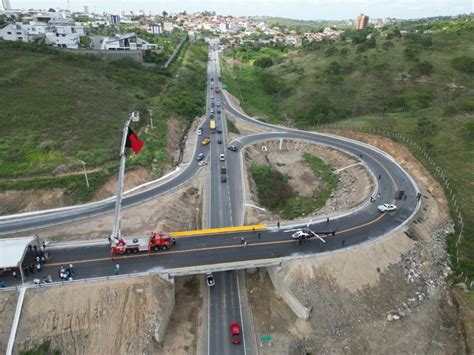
[218,138,223,144]
[395,190,405,200]
[228,145,238,152]
[217,128,222,134]
[230,322,241,344]
[221,175,227,183]
[221,166,227,174]
[217,109,221,114]
[196,153,205,161]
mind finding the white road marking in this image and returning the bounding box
[334,162,363,173]
[244,203,266,212]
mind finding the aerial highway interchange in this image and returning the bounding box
[1,41,420,355]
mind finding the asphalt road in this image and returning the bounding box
[205,43,248,355]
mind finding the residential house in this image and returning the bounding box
[0,22,47,42]
[100,33,157,50]
[45,19,85,49]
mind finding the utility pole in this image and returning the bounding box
[80,160,89,188]
[148,109,154,129]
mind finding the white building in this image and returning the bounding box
[163,21,173,32]
[100,33,157,50]
[0,22,47,42]
[148,24,162,35]
[45,20,86,49]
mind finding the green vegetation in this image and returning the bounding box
[222,16,474,295]
[226,118,240,134]
[19,340,60,355]
[250,154,339,219]
[0,40,207,203]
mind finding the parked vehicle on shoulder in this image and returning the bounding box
[196,153,205,161]
[228,145,238,152]
[197,128,202,135]
[378,203,397,212]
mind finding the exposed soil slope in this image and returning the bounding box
[15,275,174,355]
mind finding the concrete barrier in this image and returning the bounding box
[267,265,312,320]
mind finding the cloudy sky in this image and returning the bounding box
[12,0,473,20]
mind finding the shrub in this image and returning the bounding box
[410,60,433,77]
[254,56,273,68]
[451,56,474,74]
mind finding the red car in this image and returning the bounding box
[230,322,241,344]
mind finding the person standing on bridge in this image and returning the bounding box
[241,236,245,244]
[258,232,261,239]
[114,264,120,275]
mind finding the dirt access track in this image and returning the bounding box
[242,139,373,224]
[246,129,471,353]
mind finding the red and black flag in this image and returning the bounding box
[125,127,144,154]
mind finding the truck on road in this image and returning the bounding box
[111,233,174,256]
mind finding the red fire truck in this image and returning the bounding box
[111,232,174,256]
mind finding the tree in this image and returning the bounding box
[79,36,92,48]
[410,60,434,77]
[162,11,168,17]
[48,8,56,12]
[254,56,273,68]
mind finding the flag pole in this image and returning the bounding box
[111,112,136,242]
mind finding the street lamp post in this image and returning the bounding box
[148,109,154,130]
[80,160,89,188]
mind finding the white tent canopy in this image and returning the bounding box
[0,236,35,269]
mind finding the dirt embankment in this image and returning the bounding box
[243,139,373,224]
[246,131,467,354]
[0,291,17,353]
[158,276,203,354]
[14,275,174,355]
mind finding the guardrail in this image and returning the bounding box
[317,123,472,289]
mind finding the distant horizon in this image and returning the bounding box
[9,0,474,21]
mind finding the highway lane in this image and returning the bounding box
[206,43,246,355]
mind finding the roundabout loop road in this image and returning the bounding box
[2,104,421,278]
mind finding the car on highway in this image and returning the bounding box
[211,102,215,107]
[197,128,202,135]
[228,145,238,152]
[201,138,210,146]
[378,203,397,212]
[196,153,205,161]
[217,138,222,144]
[221,175,227,183]
[206,273,215,287]
[217,128,222,134]
[211,95,215,99]
[220,153,225,161]
[198,160,207,166]
[217,110,221,114]
[230,322,241,344]
[210,109,214,113]
[217,102,221,107]
[221,166,227,174]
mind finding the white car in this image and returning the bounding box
[219,154,225,161]
[197,128,202,135]
[378,204,397,212]
[206,273,215,287]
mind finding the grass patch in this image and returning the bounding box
[250,154,339,219]
[19,340,60,355]
[226,117,240,134]
[0,40,208,204]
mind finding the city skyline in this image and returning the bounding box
[8,0,473,20]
